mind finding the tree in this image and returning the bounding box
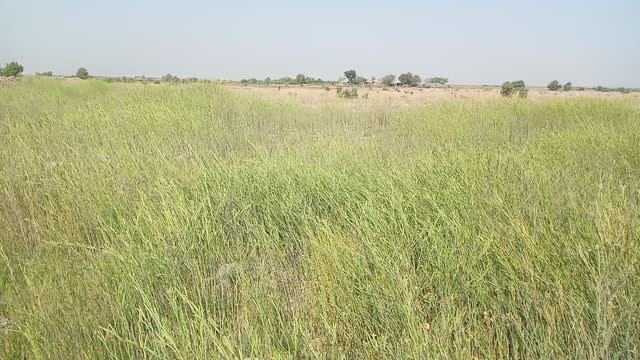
[264,77,271,84]
[382,74,396,86]
[563,82,572,91]
[36,71,53,77]
[412,74,421,86]
[547,80,561,91]
[76,68,89,79]
[399,72,420,87]
[501,80,528,98]
[344,70,357,83]
[162,73,179,82]
[296,74,306,84]
[429,77,448,85]
[353,76,366,85]
[501,82,514,96]
[1,62,24,77]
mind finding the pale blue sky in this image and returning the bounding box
[2,0,639,86]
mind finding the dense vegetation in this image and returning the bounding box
[1,78,639,358]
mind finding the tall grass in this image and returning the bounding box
[1,78,639,358]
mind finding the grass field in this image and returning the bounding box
[1,78,639,358]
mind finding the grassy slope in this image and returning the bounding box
[1,78,639,358]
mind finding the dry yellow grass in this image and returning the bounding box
[228,84,638,110]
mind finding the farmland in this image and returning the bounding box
[1,78,639,358]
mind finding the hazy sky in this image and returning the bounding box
[2,0,639,86]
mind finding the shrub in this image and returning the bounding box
[1,62,24,77]
[382,75,396,86]
[428,77,448,85]
[501,82,514,96]
[501,80,527,98]
[353,76,366,85]
[594,86,631,94]
[76,68,89,79]
[563,82,573,91]
[163,74,179,82]
[339,88,358,99]
[547,80,561,91]
[36,71,53,77]
[399,72,421,87]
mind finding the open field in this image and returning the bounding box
[228,84,639,110]
[1,78,640,358]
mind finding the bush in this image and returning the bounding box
[382,74,396,86]
[163,74,179,82]
[339,88,358,99]
[399,72,421,87]
[353,76,366,85]
[428,77,448,85]
[563,82,572,91]
[594,86,631,94]
[1,62,24,77]
[76,68,89,80]
[501,80,528,98]
[36,71,53,77]
[547,80,561,91]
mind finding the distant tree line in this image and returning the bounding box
[594,86,632,94]
[240,75,328,85]
[236,70,449,88]
[6,60,637,96]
